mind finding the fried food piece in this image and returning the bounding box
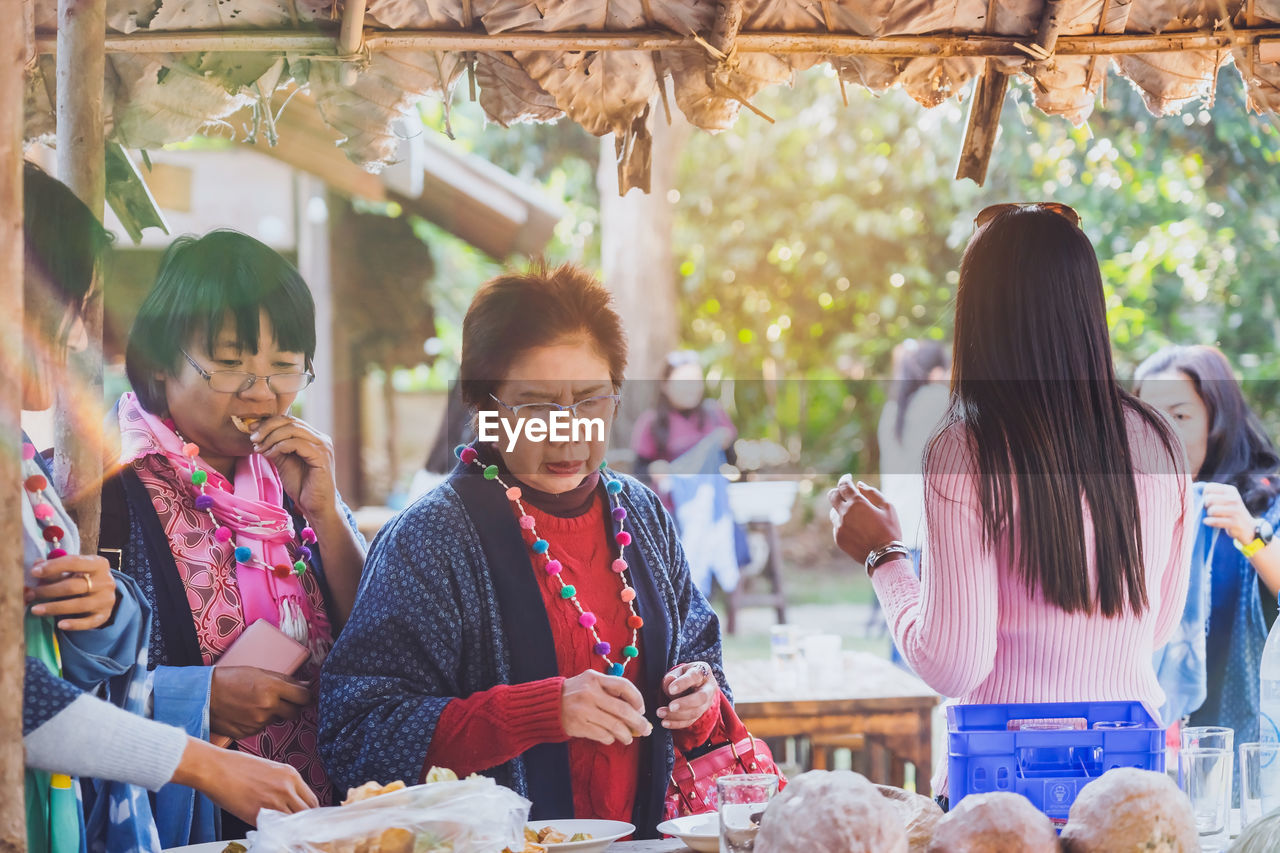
[537,827,569,843]
[341,779,407,806]
[568,833,593,841]
[376,827,414,853]
[423,766,460,784]
[230,415,263,435]
[524,827,540,842]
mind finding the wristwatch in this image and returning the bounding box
[865,540,911,575]
[1237,518,1275,559]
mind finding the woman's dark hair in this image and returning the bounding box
[23,161,112,338]
[890,339,950,442]
[653,350,706,460]
[1135,345,1280,515]
[937,205,1182,618]
[125,230,317,413]
[459,262,627,409]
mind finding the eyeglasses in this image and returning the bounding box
[181,349,315,395]
[489,392,621,423]
[974,202,1081,229]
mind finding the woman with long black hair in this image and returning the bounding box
[1136,345,1280,742]
[828,203,1194,794]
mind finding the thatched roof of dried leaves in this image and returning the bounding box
[24,1,1280,192]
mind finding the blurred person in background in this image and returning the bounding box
[871,340,950,658]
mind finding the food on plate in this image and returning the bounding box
[220,844,247,853]
[341,779,406,805]
[876,784,943,852]
[1060,767,1198,852]
[756,770,907,853]
[230,414,264,434]
[927,791,1057,853]
[504,843,547,853]
[516,825,593,845]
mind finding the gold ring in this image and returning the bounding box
[83,575,92,595]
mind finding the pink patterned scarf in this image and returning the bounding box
[117,392,331,660]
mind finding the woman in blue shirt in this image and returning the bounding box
[1137,345,1280,743]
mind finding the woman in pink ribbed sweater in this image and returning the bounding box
[829,204,1194,788]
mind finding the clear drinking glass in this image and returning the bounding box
[718,773,778,853]
[1179,746,1232,852]
[1239,742,1280,828]
[769,625,804,691]
[1182,725,1234,752]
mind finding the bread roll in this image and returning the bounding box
[877,785,943,852]
[926,791,1058,853]
[757,770,907,853]
[1060,767,1198,852]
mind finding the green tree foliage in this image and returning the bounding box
[673,66,1280,475]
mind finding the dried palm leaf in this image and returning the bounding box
[475,51,564,125]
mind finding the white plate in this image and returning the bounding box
[524,819,635,852]
[656,814,719,853]
[162,843,244,853]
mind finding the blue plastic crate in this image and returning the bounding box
[947,701,1166,827]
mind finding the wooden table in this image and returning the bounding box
[724,651,939,793]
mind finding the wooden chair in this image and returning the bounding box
[723,481,797,634]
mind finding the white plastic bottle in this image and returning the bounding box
[1261,594,1280,743]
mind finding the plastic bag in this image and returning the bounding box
[248,776,531,853]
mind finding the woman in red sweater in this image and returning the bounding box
[321,263,732,836]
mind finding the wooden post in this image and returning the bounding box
[955,61,1010,185]
[1,1,28,848]
[54,0,106,554]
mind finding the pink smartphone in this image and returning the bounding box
[211,619,310,748]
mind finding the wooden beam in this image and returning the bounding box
[1,1,27,849]
[54,0,106,553]
[32,26,1280,59]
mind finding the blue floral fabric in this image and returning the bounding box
[22,658,82,736]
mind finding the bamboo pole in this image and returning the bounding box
[32,25,1280,58]
[54,0,106,554]
[1,2,27,850]
[337,0,368,86]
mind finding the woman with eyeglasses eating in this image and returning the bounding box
[104,230,367,843]
[320,263,733,837]
[828,203,1195,799]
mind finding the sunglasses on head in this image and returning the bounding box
[974,202,1081,229]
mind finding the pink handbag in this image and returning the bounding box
[663,709,787,819]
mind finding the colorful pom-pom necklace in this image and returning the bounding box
[21,442,68,560]
[457,444,641,677]
[173,433,315,579]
